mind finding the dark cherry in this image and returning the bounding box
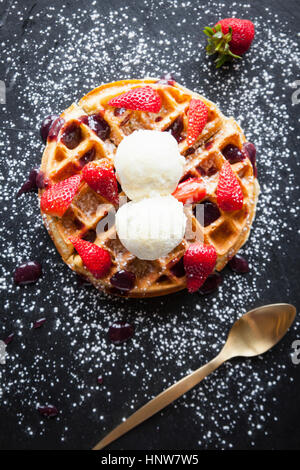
[157,73,175,86]
[40,115,59,143]
[61,123,82,149]
[97,376,103,385]
[110,270,136,292]
[4,333,14,345]
[165,116,184,142]
[38,405,58,418]
[108,321,135,345]
[195,201,220,227]
[228,255,249,273]
[90,114,111,140]
[36,171,50,189]
[33,318,46,329]
[222,144,245,164]
[79,147,96,167]
[14,261,42,285]
[17,167,40,196]
[79,113,110,140]
[170,257,185,278]
[242,142,257,177]
[17,180,36,197]
[199,273,222,295]
[29,168,39,184]
[47,117,65,141]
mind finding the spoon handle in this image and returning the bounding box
[93,352,225,450]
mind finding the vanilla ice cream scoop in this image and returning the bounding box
[115,195,186,260]
[114,130,185,201]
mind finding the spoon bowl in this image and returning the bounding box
[222,303,296,359]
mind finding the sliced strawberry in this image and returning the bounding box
[184,243,217,293]
[40,174,82,217]
[69,236,111,279]
[82,159,119,205]
[172,177,206,204]
[217,161,244,211]
[108,86,162,113]
[186,99,208,147]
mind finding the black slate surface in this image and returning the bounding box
[0,0,299,450]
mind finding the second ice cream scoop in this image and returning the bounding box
[115,195,187,260]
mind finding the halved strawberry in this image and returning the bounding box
[40,174,82,217]
[172,177,206,204]
[184,243,217,293]
[186,99,208,147]
[108,86,162,113]
[82,159,119,205]
[69,236,111,279]
[217,161,244,211]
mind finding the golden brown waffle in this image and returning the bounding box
[39,79,259,297]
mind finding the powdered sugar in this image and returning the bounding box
[0,0,299,449]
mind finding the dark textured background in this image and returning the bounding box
[0,0,299,450]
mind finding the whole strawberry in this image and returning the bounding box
[186,99,208,146]
[184,243,217,293]
[40,174,82,217]
[108,86,161,113]
[69,236,111,279]
[204,18,255,68]
[217,161,244,211]
[82,159,119,205]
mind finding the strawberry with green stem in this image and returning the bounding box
[204,18,255,68]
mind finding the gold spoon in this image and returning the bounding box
[93,303,296,450]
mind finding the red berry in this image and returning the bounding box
[69,237,111,279]
[204,18,255,68]
[216,18,255,56]
[186,99,208,146]
[172,177,206,204]
[184,243,217,293]
[40,174,82,217]
[108,86,162,113]
[217,161,244,211]
[82,159,119,205]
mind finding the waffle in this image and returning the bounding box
[39,79,260,297]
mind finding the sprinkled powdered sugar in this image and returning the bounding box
[0,0,299,449]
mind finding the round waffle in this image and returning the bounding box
[39,79,260,297]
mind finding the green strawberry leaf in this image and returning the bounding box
[203,24,242,68]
